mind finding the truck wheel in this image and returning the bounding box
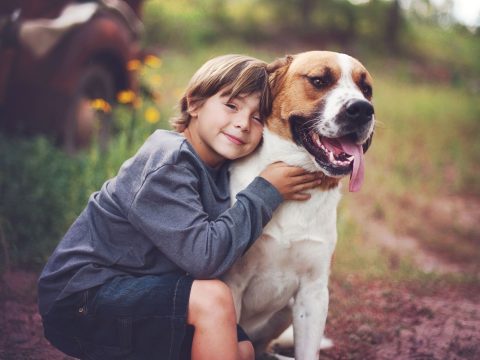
[63,64,115,153]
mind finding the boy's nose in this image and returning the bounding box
[234,115,250,131]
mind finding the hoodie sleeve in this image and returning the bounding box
[128,164,283,279]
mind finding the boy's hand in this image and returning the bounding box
[260,162,323,201]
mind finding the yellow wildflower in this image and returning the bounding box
[117,90,136,104]
[145,106,160,124]
[127,59,141,71]
[90,98,112,113]
[144,55,162,68]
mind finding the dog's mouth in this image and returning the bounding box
[292,120,367,192]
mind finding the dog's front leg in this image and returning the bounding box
[292,281,329,360]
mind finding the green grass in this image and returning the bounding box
[370,75,480,195]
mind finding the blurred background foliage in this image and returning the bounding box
[0,0,479,277]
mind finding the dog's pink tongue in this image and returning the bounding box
[338,137,365,192]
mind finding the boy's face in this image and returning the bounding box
[186,90,263,168]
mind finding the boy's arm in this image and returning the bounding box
[128,164,282,279]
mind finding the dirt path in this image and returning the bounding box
[357,217,463,273]
[318,194,480,359]
[1,270,478,360]
[1,196,479,359]
[0,270,74,360]
[347,193,480,275]
[319,278,480,360]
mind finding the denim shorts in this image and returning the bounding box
[42,273,250,360]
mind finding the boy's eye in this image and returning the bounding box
[225,103,237,110]
[253,116,263,125]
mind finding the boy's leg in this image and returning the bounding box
[188,279,254,360]
[238,340,255,360]
[43,274,196,360]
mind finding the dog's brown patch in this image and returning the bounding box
[267,52,346,141]
[318,172,341,190]
[352,62,373,101]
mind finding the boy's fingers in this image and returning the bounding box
[290,192,311,201]
[290,169,324,181]
[285,166,310,176]
[278,164,324,179]
[294,174,321,186]
[289,178,322,195]
[308,179,323,188]
[290,179,316,193]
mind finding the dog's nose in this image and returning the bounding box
[346,100,374,125]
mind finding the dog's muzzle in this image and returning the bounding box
[290,99,374,192]
[337,99,375,145]
[345,99,374,126]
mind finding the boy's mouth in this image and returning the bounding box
[223,132,246,145]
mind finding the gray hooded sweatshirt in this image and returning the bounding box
[38,130,282,316]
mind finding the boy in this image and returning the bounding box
[38,54,322,360]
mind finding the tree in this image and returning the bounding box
[385,0,403,52]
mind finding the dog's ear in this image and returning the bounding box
[267,55,293,96]
[266,55,293,73]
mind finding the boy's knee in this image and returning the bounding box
[238,340,255,360]
[188,280,235,324]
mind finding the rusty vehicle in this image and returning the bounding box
[0,0,144,152]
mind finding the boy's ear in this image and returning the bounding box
[267,55,293,97]
[185,95,198,117]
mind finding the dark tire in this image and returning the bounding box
[63,64,115,153]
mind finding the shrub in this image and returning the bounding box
[0,135,85,269]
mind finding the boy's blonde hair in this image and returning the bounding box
[170,54,272,132]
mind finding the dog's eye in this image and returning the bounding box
[362,84,372,98]
[309,76,331,89]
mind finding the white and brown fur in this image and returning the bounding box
[223,51,375,359]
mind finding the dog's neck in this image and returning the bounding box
[259,128,340,191]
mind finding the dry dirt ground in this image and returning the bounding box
[1,197,479,360]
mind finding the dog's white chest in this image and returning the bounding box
[225,129,342,333]
[262,190,340,246]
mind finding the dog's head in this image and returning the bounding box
[266,51,375,192]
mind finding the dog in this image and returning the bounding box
[223,51,375,359]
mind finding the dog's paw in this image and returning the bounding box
[320,336,334,349]
[271,325,334,350]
